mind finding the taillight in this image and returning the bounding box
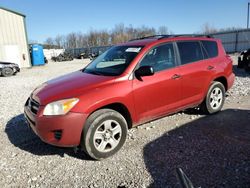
[225,55,233,72]
[226,54,232,60]
[226,55,233,64]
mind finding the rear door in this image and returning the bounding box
[132,43,182,123]
[176,41,214,107]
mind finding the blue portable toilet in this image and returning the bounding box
[31,44,45,66]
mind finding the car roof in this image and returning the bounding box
[120,35,217,47]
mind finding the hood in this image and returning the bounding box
[32,70,116,105]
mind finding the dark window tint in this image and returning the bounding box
[177,41,203,64]
[201,45,209,59]
[140,43,175,72]
[202,41,218,58]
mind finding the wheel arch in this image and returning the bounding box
[93,102,133,129]
[201,75,228,106]
[213,76,228,91]
[83,102,133,131]
[78,103,132,160]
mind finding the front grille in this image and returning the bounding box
[24,111,36,126]
[26,97,40,115]
[54,130,62,140]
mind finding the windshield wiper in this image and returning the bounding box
[83,69,105,76]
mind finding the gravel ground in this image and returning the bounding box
[0,57,249,187]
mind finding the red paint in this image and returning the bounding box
[24,37,235,147]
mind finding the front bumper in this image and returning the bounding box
[24,99,87,147]
[15,66,20,73]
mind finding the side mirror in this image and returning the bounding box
[135,66,154,78]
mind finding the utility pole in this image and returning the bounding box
[248,2,250,29]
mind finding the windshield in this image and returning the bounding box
[83,46,143,76]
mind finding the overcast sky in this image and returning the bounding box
[0,0,248,42]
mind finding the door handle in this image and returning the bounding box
[172,74,181,79]
[207,65,214,70]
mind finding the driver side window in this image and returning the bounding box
[140,43,176,72]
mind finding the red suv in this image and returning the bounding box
[24,35,235,160]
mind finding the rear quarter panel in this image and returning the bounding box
[203,40,234,96]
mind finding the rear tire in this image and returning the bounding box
[2,67,14,77]
[201,81,225,114]
[81,109,128,160]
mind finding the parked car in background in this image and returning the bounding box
[24,35,234,160]
[238,49,250,72]
[44,57,48,64]
[51,52,74,62]
[0,62,20,77]
[77,51,90,59]
[89,51,100,60]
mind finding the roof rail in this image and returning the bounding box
[159,34,213,39]
[129,34,213,41]
[129,35,172,41]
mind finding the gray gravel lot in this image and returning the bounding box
[0,57,249,187]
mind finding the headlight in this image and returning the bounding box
[43,98,79,116]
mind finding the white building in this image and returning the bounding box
[0,7,31,67]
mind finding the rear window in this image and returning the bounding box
[177,41,203,65]
[201,41,218,58]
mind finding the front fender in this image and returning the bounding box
[71,80,137,124]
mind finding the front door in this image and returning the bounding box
[132,43,182,123]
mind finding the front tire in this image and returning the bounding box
[81,109,128,160]
[201,81,225,114]
[2,67,14,77]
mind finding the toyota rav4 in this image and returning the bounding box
[24,35,235,160]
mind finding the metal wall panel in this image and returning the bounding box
[0,8,31,67]
[212,29,250,53]
[238,31,250,40]
[237,31,250,52]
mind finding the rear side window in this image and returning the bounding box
[202,41,218,58]
[177,41,203,65]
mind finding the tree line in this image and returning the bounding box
[200,22,243,35]
[42,23,243,49]
[43,24,171,49]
